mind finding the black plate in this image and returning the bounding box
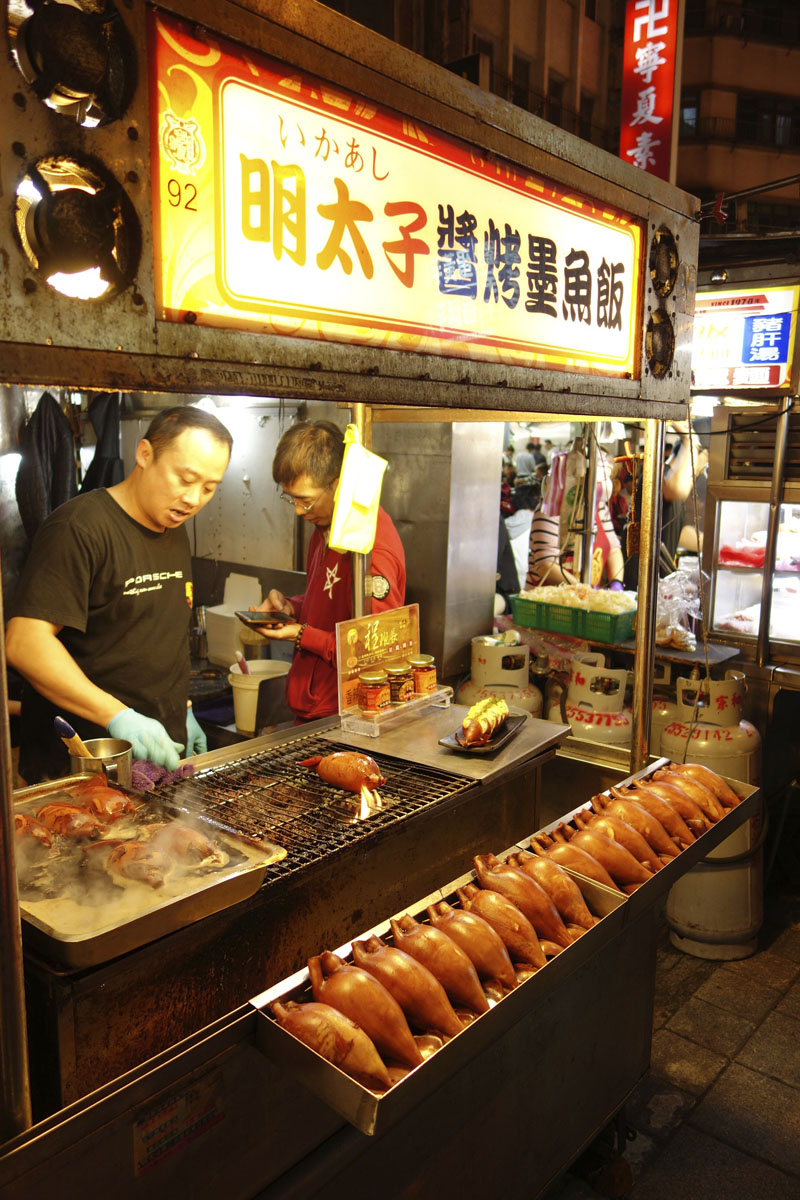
[438,714,527,755]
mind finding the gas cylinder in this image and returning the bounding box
[660,672,761,784]
[456,635,543,716]
[663,670,763,960]
[546,654,632,745]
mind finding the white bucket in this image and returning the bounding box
[227,661,290,734]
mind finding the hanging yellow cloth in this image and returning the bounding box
[328,424,388,554]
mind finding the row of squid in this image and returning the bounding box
[14,775,226,888]
[271,761,742,1092]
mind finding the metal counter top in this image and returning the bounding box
[322,704,570,784]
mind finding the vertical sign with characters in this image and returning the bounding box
[619,0,680,181]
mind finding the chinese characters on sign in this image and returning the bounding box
[150,13,643,379]
[691,287,800,390]
[335,604,420,714]
[619,0,679,181]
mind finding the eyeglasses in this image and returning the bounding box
[278,486,328,513]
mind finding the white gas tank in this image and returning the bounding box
[456,635,543,716]
[546,655,632,745]
[660,672,761,783]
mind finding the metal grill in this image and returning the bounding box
[155,733,471,885]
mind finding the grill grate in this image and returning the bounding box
[155,733,471,886]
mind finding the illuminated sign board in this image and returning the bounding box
[619,0,679,181]
[150,13,643,379]
[692,286,800,390]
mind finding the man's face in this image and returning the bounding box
[135,428,230,532]
[281,473,338,529]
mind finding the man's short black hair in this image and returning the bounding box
[144,405,233,457]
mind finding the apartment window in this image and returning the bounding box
[737,92,800,147]
[684,0,707,34]
[512,53,530,110]
[473,33,494,70]
[547,77,565,127]
[579,92,594,141]
[680,91,699,138]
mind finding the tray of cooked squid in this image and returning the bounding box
[250,758,758,1136]
[13,773,285,967]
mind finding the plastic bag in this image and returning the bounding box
[328,424,388,554]
[656,566,706,650]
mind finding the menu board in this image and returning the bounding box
[336,604,420,713]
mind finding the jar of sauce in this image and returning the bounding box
[386,661,414,705]
[359,668,390,715]
[409,653,437,694]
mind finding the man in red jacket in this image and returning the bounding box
[255,420,406,721]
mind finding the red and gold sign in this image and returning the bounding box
[335,604,420,714]
[619,1,679,181]
[149,12,642,379]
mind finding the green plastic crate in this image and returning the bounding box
[510,594,636,644]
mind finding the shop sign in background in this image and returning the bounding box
[692,286,800,390]
[619,0,679,181]
[150,13,642,378]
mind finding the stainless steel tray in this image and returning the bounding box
[252,861,626,1136]
[251,759,759,1137]
[15,774,285,967]
[535,759,760,920]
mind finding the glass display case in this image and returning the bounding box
[704,405,800,657]
[710,499,800,641]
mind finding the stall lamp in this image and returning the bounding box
[17,158,139,299]
[711,270,728,282]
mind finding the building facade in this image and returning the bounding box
[680,0,800,233]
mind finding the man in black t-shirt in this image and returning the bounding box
[6,407,232,783]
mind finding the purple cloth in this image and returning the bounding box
[131,759,195,792]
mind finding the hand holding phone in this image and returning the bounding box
[235,610,289,629]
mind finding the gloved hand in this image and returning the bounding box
[108,708,184,771]
[186,706,207,756]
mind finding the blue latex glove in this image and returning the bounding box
[108,708,184,771]
[186,706,207,756]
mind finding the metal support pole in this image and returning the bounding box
[756,404,790,667]
[350,402,368,618]
[580,431,598,585]
[630,420,666,774]
[0,546,33,1139]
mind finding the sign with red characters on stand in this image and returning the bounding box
[619,0,680,181]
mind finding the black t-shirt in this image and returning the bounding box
[12,489,193,782]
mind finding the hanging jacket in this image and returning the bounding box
[80,392,125,492]
[15,392,77,542]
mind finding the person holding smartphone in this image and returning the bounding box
[253,420,406,722]
[6,406,232,782]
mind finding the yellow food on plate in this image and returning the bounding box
[458,697,509,746]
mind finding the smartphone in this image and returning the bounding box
[235,610,290,629]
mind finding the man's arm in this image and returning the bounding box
[6,616,128,727]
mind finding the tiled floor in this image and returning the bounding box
[545,874,800,1199]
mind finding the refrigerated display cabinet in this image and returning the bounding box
[703,404,800,660]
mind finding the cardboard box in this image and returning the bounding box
[205,573,262,666]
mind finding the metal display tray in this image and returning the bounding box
[535,761,760,920]
[252,866,626,1136]
[15,775,286,968]
[251,759,759,1137]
